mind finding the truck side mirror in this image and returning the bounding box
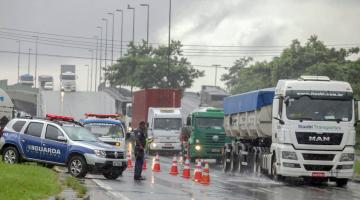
[186,117,191,126]
[274,117,285,125]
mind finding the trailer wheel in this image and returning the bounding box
[237,153,244,174]
[253,152,260,176]
[336,178,348,187]
[222,146,231,173]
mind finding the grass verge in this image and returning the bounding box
[65,176,87,198]
[355,160,360,176]
[0,162,61,200]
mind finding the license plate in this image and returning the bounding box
[113,161,122,166]
[164,143,173,147]
[211,148,220,153]
[312,172,325,177]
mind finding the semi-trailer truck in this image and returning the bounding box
[222,76,359,187]
[38,75,54,90]
[132,88,182,153]
[60,65,76,92]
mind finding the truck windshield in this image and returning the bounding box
[286,96,352,122]
[196,118,224,128]
[61,75,75,80]
[84,123,124,138]
[63,126,99,142]
[154,118,181,130]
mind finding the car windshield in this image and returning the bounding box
[286,96,353,122]
[61,75,75,80]
[63,126,99,142]
[196,117,224,128]
[154,118,182,130]
[84,123,124,138]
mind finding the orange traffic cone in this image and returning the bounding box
[142,158,147,170]
[201,162,210,185]
[192,159,202,182]
[152,153,161,172]
[169,155,179,175]
[181,157,191,179]
[127,153,133,168]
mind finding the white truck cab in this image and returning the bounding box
[147,107,182,153]
[61,71,76,92]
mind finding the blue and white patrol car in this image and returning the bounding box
[81,113,126,148]
[0,114,127,179]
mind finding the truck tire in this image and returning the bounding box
[68,156,88,178]
[336,178,348,187]
[103,171,122,180]
[2,146,20,164]
[230,152,239,173]
[222,146,231,173]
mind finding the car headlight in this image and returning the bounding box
[195,139,200,144]
[94,149,106,158]
[195,145,201,151]
[340,153,354,162]
[282,151,298,160]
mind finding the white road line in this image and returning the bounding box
[92,179,112,190]
[91,177,131,200]
[109,191,131,200]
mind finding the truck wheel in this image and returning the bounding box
[103,171,121,180]
[68,156,88,178]
[222,147,231,173]
[2,146,20,164]
[230,152,239,173]
[336,178,348,187]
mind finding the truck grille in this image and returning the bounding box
[295,132,343,145]
[204,134,225,146]
[302,153,335,161]
[304,165,333,171]
[105,151,124,159]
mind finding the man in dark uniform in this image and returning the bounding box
[133,121,147,180]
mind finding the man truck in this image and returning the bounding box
[60,65,76,92]
[183,107,230,163]
[222,76,359,187]
[132,88,182,154]
[38,75,54,90]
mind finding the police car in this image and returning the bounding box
[0,114,127,179]
[81,113,125,147]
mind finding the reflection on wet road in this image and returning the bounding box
[87,156,360,200]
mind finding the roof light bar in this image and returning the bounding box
[84,113,120,119]
[46,114,74,121]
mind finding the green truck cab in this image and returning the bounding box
[183,107,229,163]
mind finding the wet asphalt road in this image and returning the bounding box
[85,156,360,200]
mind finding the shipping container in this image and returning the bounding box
[132,88,181,129]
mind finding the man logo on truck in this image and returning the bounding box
[309,136,330,142]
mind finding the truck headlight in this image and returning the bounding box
[282,151,298,160]
[195,139,200,144]
[195,145,201,151]
[128,127,132,132]
[340,153,354,162]
[151,143,157,148]
[94,149,106,158]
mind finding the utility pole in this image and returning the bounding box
[89,49,94,92]
[127,5,135,43]
[34,36,38,88]
[17,41,20,83]
[167,0,172,85]
[27,48,31,74]
[116,9,124,58]
[213,64,220,86]
[102,18,108,85]
[140,3,150,46]
[94,35,99,92]
[96,26,103,90]
[108,12,115,66]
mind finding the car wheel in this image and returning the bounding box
[103,171,121,180]
[336,178,348,187]
[2,146,20,164]
[68,156,88,178]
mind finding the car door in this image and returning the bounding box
[19,122,44,160]
[42,124,68,164]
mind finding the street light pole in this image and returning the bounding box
[89,49,94,92]
[17,40,21,83]
[102,18,108,85]
[140,3,150,46]
[34,36,38,88]
[27,48,31,74]
[213,64,220,86]
[93,36,98,92]
[85,64,89,91]
[108,12,115,66]
[96,26,103,91]
[127,5,135,43]
[167,0,172,85]
[116,9,124,58]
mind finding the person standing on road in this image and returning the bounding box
[134,121,147,180]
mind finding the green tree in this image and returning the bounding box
[106,40,204,91]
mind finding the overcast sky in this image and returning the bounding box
[0,0,359,92]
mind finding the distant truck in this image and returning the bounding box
[19,74,34,86]
[132,88,182,153]
[60,65,76,92]
[38,75,54,90]
[200,85,229,108]
[222,76,359,187]
[183,107,229,163]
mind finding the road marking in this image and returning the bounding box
[109,192,131,200]
[92,179,112,190]
[90,176,131,200]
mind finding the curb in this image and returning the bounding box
[351,177,360,183]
